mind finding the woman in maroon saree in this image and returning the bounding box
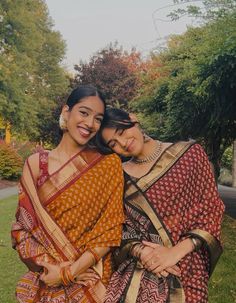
[97,108,225,303]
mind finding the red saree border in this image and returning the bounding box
[37,149,103,206]
[22,162,80,262]
[19,178,67,262]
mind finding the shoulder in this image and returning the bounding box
[25,150,49,183]
[102,153,122,167]
[186,142,207,157]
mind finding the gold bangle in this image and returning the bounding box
[191,237,202,252]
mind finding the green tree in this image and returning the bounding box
[132,12,236,177]
[169,0,236,22]
[0,0,69,139]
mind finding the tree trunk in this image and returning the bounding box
[232,141,236,188]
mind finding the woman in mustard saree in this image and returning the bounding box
[11,85,124,303]
[97,108,225,303]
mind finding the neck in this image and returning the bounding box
[57,134,85,157]
[131,139,162,164]
[137,139,158,159]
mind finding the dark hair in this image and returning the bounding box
[66,84,106,110]
[96,108,136,154]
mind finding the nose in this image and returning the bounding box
[117,137,127,148]
[84,115,95,129]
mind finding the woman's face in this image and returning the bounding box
[63,96,105,146]
[102,123,145,158]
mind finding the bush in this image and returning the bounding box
[218,168,232,186]
[15,141,43,162]
[0,142,23,180]
[221,146,233,170]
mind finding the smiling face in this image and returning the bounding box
[101,123,145,158]
[63,96,105,147]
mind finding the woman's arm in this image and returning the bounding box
[141,238,196,274]
[39,247,110,286]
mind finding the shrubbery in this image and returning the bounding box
[16,141,43,162]
[221,146,233,171]
[0,141,23,180]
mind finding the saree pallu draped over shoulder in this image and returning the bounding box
[105,141,225,303]
[11,149,125,303]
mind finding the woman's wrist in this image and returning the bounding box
[173,238,194,261]
[190,237,202,251]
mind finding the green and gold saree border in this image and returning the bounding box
[186,229,223,276]
[125,189,185,303]
[125,140,195,197]
[123,141,197,303]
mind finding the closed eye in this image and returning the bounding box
[109,140,117,148]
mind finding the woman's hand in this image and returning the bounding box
[75,269,101,286]
[38,261,100,288]
[141,241,182,274]
[38,261,64,287]
[137,243,180,278]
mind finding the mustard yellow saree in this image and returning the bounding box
[12,149,124,303]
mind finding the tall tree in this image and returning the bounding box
[132,11,236,177]
[0,0,69,139]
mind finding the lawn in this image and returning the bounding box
[0,196,236,302]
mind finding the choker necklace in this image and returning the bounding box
[131,141,162,164]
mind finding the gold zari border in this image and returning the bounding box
[22,164,79,262]
[124,142,196,303]
[125,141,195,197]
[187,229,223,276]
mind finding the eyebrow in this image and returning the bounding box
[78,106,104,116]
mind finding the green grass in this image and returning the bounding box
[0,195,26,303]
[209,215,236,302]
[0,196,236,302]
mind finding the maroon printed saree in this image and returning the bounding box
[105,141,225,303]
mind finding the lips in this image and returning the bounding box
[77,126,92,138]
[126,139,135,153]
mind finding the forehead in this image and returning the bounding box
[102,127,117,143]
[74,96,105,114]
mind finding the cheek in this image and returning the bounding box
[94,122,102,132]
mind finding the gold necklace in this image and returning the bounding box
[131,141,162,164]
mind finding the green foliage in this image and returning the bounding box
[0,142,23,180]
[170,0,236,22]
[218,168,232,186]
[132,11,236,176]
[0,0,69,139]
[15,141,43,162]
[221,146,233,170]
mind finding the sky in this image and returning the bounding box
[45,0,194,72]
